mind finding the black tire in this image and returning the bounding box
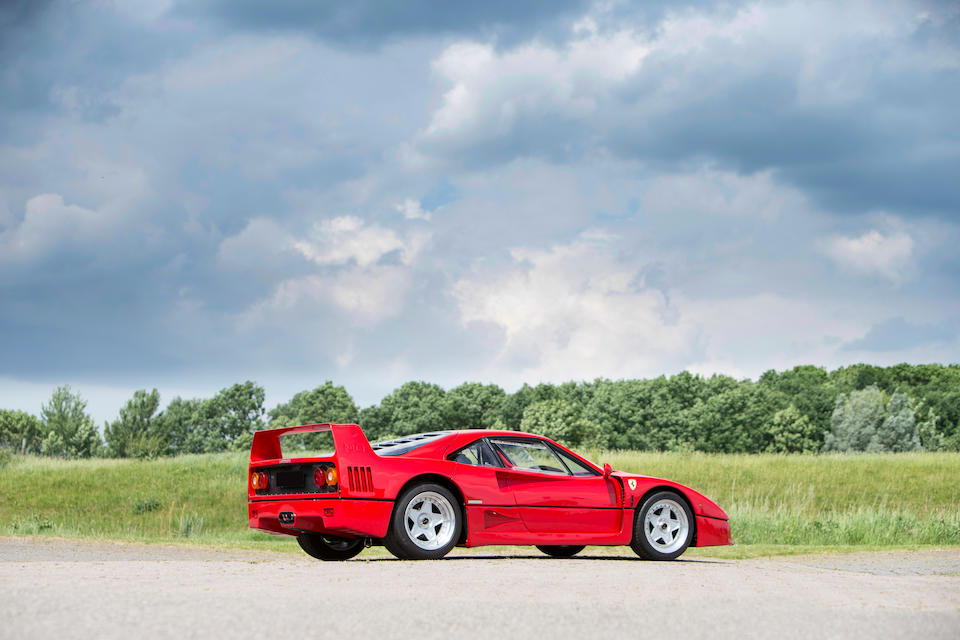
[384,483,462,560]
[630,490,695,561]
[297,533,364,561]
[536,545,585,558]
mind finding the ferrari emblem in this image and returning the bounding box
[628,479,637,490]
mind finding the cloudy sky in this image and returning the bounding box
[1,0,958,424]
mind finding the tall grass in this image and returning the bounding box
[0,453,269,547]
[1,451,957,549]
[597,450,960,545]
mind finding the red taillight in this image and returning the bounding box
[325,466,338,486]
[251,471,268,490]
[313,467,325,487]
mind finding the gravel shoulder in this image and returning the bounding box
[1,537,958,639]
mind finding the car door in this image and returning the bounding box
[488,437,623,534]
[449,438,527,538]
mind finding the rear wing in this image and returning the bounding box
[250,423,376,463]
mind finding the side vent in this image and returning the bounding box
[347,466,374,493]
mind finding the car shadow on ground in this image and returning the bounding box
[358,554,726,563]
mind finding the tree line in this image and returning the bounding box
[1,364,957,459]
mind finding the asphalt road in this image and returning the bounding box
[1,538,958,639]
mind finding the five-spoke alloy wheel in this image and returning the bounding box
[385,483,462,560]
[630,490,694,560]
[297,533,365,561]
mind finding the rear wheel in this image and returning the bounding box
[384,483,461,560]
[536,545,585,558]
[630,491,694,561]
[297,533,364,561]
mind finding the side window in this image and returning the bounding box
[448,440,501,467]
[490,438,568,475]
[552,446,600,476]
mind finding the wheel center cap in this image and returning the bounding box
[421,517,430,527]
[660,522,668,530]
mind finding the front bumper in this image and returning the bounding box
[248,497,394,539]
[694,515,732,547]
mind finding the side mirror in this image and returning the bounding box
[603,463,612,478]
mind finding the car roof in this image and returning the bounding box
[371,430,599,469]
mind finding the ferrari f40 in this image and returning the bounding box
[248,423,731,560]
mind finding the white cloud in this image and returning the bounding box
[452,232,697,383]
[395,198,431,221]
[0,194,108,263]
[292,215,429,268]
[415,1,941,166]
[643,168,808,220]
[229,215,432,329]
[217,217,292,269]
[680,292,865,376]
[821,227,914,281]
[451,229,885,385]
[251,266,413,321]
[421,25,647,149]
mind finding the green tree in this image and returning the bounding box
[370,381,447,437]
[269,381,359,428]
[104,389,163,458]
[358,404,387,439]
[823,386,885,452]
[685,383,784,453]
[501,383,558,430]
[519,399,590,447]
[157,397,203,455]
[442,382,506,429]
[168,382,266,454]
[759,365,834,434]
[766,405,820,453]
[198,381,266,452]
[582,379,656,449]
[39,386,103,458]
[268,381,359,450]
[869,390,921,452]
[0,409,43,454]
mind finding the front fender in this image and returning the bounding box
[613,472,728,520]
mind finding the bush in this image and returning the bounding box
[766,405,820,453]
[132,497,162,515]
[175,511,204,537]
[9,514,54,534]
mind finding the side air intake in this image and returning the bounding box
[347,466,374,493]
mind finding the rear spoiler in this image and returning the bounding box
[250,423,376,462]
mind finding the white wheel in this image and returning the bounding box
[643,498,689,554]
[403,491,457,551]
[631,490,694,560]
[385,483,462,560]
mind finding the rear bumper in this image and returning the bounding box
[694,515,732,547]
[248,497,394,539]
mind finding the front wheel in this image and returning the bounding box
[536,545,585,558]
[384,483,462,560]
[297,533,364,561]
[630,491,694,561]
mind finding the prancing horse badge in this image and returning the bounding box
[627,479,637,490]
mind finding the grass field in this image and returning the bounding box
[1,451,958,557]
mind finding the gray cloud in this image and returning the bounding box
[415,1,960,218]
[1,0,958,423]
[844,317,958,352]
[178,0,594,48]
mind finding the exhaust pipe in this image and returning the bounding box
[278,511,294,525]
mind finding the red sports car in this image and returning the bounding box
[248,423,731,561]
